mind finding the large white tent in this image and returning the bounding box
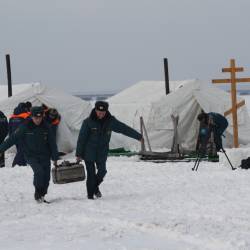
[0,83,92,153]
[108,79,250,151]
[107,79,198,150]
[110,80,194,121]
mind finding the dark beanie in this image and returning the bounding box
[95,101,109,111]
[25,101,32,109]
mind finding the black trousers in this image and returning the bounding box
[84,161,107,197]
[27,158,51,197]
[0,152,5,168]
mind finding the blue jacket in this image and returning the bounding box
[0,119,59,161]
[208,112,228,135]
[76,110,142,162]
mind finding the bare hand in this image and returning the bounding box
[76,156,82,163]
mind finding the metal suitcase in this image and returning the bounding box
[52,161,85,184]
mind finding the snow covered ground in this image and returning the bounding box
[1,89,250,250]
[1,153,250,250]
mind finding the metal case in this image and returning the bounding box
[52,161,85,184]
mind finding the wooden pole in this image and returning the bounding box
[164,58,170,95]
[229,59,239,147]
[142,119,152,152]
[140,117,146,152]
[6,54,12,97]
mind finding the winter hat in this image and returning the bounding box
[95,101,109,112]
[197,113,208,122]
[17,102,28,113]
[31,106,43,117]
[25,101,32,110]
[48,108,59,119]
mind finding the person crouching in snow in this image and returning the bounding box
[0,106,59,203]
[76,101,143,200]
[197,112,228,151]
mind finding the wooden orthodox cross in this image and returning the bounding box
[212,59,250,148]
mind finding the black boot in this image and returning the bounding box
[94,186,102,198]
[87,195,94,200]
[34,188,43,202]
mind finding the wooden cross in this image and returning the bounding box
[212,59,250,148]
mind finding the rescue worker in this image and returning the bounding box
[76,101,143,200]
[42,105,66,156]
[9,103,31,167]
[197,112,228,151]
[0,106,59,203]
[0,111,8,168]
[44,108,61,138]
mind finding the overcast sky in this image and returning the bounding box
[0,0,250,94]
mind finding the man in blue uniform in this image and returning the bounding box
[76,101,143,200]
[0,106,59,203]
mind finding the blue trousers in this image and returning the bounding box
[27,158,51,196]
[84,161,107,197]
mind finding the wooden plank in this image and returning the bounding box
[212,78,250,83]
[212,79,231,83]
[224,100,245,116]
[142,119,152,152]
[235,78,250,83]
[222,67,244,72]
[140,117,146,152]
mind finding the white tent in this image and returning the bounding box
[0,83,92,153]
[108,79,250,151]
[107,79,198,150]
[0,84,34,100]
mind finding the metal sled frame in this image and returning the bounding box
[139,115,184,161]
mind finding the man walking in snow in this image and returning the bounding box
[76,101,143,200]
[0,106,59,203]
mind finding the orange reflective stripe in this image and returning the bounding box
[10,112,30,119]
[52,119,60,125]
